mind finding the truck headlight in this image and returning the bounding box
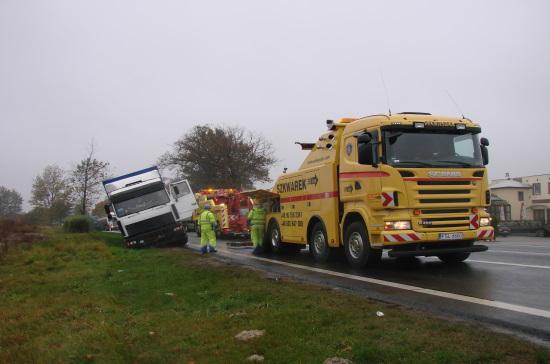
[384,221,411,230]
[480,217,491,227]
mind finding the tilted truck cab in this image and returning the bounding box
[103,166,197,248]
[263,113,494,267]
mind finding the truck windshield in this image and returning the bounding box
[113,188,170,217]
[384,130,483,168]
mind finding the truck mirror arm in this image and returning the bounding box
[371,141,380,168]
[481,145,489,165]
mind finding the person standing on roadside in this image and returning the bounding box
[199,204,217,254]
[248,200,267,255]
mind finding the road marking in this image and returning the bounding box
[495,244,550,249]
[468,260,550,270]
[488,249,550,256]
[215,249,550,319]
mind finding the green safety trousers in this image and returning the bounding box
[250,225,264,247]
[248,207,266,248]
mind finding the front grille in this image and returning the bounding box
[421,208,469,214]
[423,216,469,222]
[419,216,470,229]
[126,213,175,237]
[418,189,470,195]
[419,198,470,204]
[418,180,470,185]
[416,207,472,232]
[413,180,474,206]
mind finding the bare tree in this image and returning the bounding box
[0,186,23,217]
[160,125,276,190]
[70,143,110,215]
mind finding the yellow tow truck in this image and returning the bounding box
[253,112,494,267]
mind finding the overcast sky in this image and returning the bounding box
[1,0,549,210]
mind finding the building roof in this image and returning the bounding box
[490,194,507,202]
[490,179,531,189]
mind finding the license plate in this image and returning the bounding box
[439,232,464,240]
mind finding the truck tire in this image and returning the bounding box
[437,252,470,263]
[267,220,283,253]
[344,221,381,268]
[309,222,330,263]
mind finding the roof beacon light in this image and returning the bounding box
[414,122,425,129]
[326,119,335,130]
[456,123,466,130]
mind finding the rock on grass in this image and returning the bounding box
[235,330,265,341]
[324,357,353,364]
[247,354,264,362]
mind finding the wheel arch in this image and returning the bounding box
[266,217,280,243]
[341,209,370,245]
[307,215,326,244]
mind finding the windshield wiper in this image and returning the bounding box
[393,160,434,167]
[435,160,474,167]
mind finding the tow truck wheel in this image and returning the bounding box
[309,222,330,263]
[268,220,283,253]
[437,252,470,263]
[344,221,381,268]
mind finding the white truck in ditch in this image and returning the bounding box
[103,166,197,248]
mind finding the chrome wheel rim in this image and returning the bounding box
[313,230,326,255]
[349,232,363,259]
[271,227,279,248]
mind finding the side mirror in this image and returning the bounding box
[481,145,489,165]
[357,132,379,167]
[480,137,489,146]
[104,205,112,220]
[357,133,372,143]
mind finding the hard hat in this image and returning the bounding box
[204,204,212,210]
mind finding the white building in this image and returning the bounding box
[490,174,550,223]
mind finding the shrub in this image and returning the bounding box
[0,218,37,240]
[63,215,93,233]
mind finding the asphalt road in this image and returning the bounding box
[183,234,550,346]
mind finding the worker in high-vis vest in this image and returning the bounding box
[248,201,267,255]
[199,204,217,254]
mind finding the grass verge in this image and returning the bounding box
[0,230,549,363]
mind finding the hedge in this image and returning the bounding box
[63,215,92,233]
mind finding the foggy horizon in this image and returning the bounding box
[1,0,549,210]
